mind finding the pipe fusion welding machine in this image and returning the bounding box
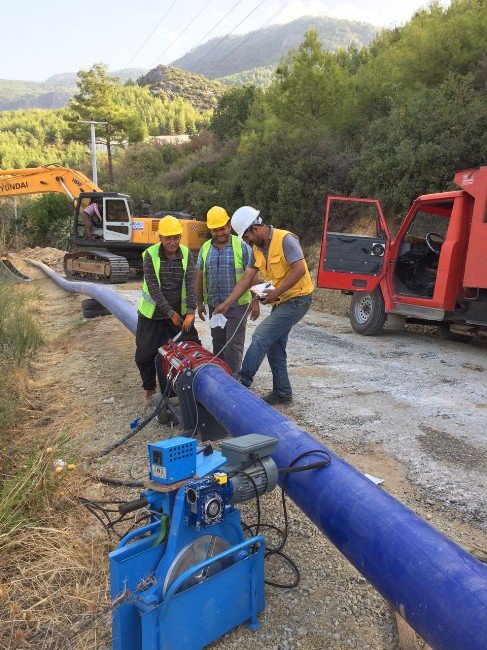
[109,433,279,649]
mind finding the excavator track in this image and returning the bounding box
[63,250,130,283]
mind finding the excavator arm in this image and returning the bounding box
[0,165,101,199]
[0,164,133,283]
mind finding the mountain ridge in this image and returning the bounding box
[0,69,147,112]
[0,16,378,111]
[171,15,377,79]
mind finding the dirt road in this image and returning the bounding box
[6,261,486,650]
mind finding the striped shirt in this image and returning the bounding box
[196,238,252,308]
[143,245,196,319]
[83,202,102,227]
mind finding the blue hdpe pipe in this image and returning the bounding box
[26,259,137,335]
[30,260,487,650]
[193,365,487,650]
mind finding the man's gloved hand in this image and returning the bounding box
[171,312,183,327]
[182,313,195,332]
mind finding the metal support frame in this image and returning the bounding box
[166,369,230,442]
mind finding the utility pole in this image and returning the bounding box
[77,119,107,186]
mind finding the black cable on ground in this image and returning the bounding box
[78,495,150,540]
[96,476,145,488]
[244,450,332,589]
[98,376,174,458]
[98,408,159,458]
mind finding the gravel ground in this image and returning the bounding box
[116,284,487,530]
[15,260,487,649]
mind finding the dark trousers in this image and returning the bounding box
[135,314,200,390]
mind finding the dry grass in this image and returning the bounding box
[0,508,112,649]
[0,281,114,649]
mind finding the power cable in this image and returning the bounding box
[210,0,294,73]
[189,0,269,71]
[189,0,245,53]
[126,0,179,67]
[244,450,332,588]
[151,0,213,67]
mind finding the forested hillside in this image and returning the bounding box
[0,65,210,170]
[136,66,225,110]
[0,69,146,111]
[111,0,486,232]
[218,66,276,88]
[1,1,486,251]
[171,15,377,78]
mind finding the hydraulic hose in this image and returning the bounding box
[30,260,487,650]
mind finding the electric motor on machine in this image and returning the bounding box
[220,434,279,503]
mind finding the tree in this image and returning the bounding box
[209,86,260,141]
[68,64,145,183]
[268,29,357,132]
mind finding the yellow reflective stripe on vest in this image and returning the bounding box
[201,235,250,305]
[201,239,212,304]
[138,243,189,318]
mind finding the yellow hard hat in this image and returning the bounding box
[158,215,183,236]
[207,206,230,230]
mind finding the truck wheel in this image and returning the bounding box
[438,324,472,344]
[350,289,386,336]
[82,298,104,310]
[83,306,110,319]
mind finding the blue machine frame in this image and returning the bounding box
[109,449,266,650]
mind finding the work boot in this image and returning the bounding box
[143,389,156,414]
[263,391,292,405]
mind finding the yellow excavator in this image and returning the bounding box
[0,165,209,282]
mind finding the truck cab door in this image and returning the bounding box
[318,197,391,292]
[102,196,133,242]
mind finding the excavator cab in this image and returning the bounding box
[73,192,133,244]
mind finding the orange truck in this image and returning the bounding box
[318,167,487,342]
[0,165,209,282]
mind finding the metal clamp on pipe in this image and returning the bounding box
[155,341,233,441]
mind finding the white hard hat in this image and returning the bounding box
[231,206,261,238]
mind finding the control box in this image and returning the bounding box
[148,437,196,485]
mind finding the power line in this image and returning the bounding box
[211,0,294,73]
[190,0,244,52]
[189,0,269,71]
[151,0,213,67]
[126,0,179,67]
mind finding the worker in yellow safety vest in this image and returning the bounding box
[214,206,314,405]
[135,215,199,403]
[196,206,259,373]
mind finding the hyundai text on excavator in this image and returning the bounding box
[318,167,487,342]
[0,165,209,283]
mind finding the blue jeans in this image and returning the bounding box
[239,294,312,397]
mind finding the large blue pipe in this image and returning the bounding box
[26,259,137,334]
[194,365,487,650]
[29,261,487,649]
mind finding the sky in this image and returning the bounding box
[0,0,448,82]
